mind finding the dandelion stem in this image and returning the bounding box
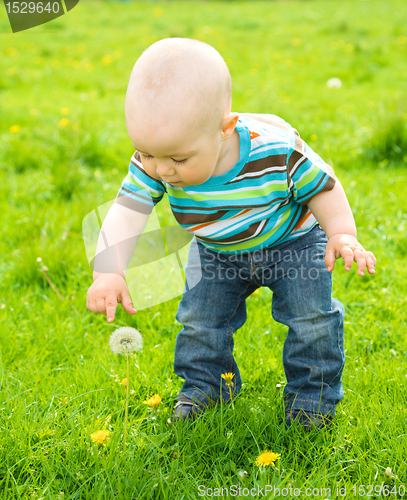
[228,385,235,409]
[123,354,130,450]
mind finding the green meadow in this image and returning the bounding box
[1,0,407,498]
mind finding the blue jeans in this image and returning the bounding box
[174,225,345,416]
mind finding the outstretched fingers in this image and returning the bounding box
[341,246,376,276]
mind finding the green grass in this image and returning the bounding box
[1,0,407,498]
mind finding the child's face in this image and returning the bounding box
[129,120,225,188]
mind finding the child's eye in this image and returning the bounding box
[139,152,153,160]
[172,158,188,165]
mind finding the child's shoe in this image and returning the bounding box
[285,409,333,431]
[171,395,203,421]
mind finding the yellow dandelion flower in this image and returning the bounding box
[290,38,302,47]
[9,125,21,133]
[310,134,318,141]
[221,372,235,387]
[6,47,17,57]
[153,7,163,16]
[254,450,281,467]
[144,394,161,407]
[60,107,69,115]
[59,118,69,127]
[121,378,127,387]
[90,429,110,444]
[102,55,112,66]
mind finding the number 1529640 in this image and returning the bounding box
[5,2,60,14]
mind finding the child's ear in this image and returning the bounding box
[221,112,239,140]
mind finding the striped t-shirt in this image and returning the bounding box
[115,113,336,254]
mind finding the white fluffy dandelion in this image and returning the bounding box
[109,327,143,355]
[326,77,342,89]
[109,327,143,451]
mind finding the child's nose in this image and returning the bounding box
[156,162,176,178]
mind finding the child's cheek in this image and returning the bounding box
[142,163,160,180]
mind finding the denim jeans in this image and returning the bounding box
[174,225,345,416]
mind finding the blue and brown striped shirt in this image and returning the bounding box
[115,114,336,253]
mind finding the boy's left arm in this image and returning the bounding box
[307,179,376,276]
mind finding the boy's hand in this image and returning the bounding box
[86,273,137,322]
[325,234,376,276]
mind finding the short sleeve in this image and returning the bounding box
[114,151,166,214]
[286,127,336,205]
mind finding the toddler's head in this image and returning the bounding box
[125,38,239,187]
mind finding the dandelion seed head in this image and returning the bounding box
[109,327,143,355]
[326,77,342,89]
[254,450,281,467]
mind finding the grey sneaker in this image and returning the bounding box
[171,395,203,421]
[285,409,333,430]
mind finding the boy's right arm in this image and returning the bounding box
[86,202,150,322]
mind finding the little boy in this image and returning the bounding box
[87,38,376,428]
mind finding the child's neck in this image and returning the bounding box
[212,129,240,177]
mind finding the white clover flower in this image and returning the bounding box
[326,77,342,89]
[109,327,143,355]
